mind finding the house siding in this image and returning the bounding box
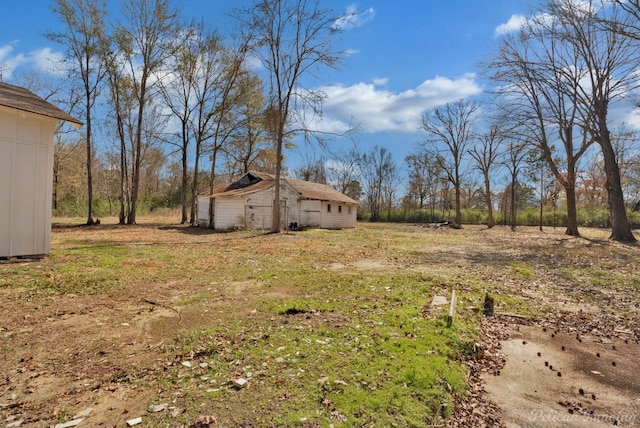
[279,182,301,227]
[0,107,55,257]
[197,173,357,231]
[299,200,321,228]
[215,197,246,230]
[196,195,210,226]
[320,201,357,229]
[246,188,275,230]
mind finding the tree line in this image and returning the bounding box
[44,0,286,227]
[17,0,344,232]
[298,0,640,243]
[4,0,640,241]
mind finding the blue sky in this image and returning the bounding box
[0,0,540,176]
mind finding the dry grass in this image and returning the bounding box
[0,217,638,427]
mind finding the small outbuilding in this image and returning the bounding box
[197,171,358,230]
[0,82,82,258]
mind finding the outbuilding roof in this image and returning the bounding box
[285,176,358,204]
[200,171,358,204]
[0,82,82,127]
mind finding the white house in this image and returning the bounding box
[0,82,82,258]
[197,171,358,230]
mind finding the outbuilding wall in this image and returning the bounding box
[0,107,56,257]
[196,195,210,227]
[198,180,357,231]
[214,197,246,230]
[319,201,357,229]
[298,199,321,228]
[245,187,275,230]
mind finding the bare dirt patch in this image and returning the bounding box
[484,321,640,427]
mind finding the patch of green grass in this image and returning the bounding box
[155,268,481,427]
[506,260,536,280]
[558,269,576,282]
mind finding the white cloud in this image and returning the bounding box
[0,43,67,78]
[494,14,527,37]
[244,53,263,71]
[0,44,26,79]
[615,105,640,131]
[496,6,596,38]
[312,74,482,134]
[332,4,375,31]
[29,47,67,77]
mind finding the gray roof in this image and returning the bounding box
[0,82,82,127]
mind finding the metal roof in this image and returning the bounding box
[200,171,358,204]
[0,82,82,127]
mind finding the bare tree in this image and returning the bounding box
[469,125,504,228]
[204,39,251,227]
[114,0,180,224]
[156,24,201,224]
[420,99,478,226]
[234,0,344,232]
[548,0,639,241]
[48,0,106,225]
[612,129,640,212]
[327,145,362,198]
[405,151,447,223]
[503,140,530,231]
[404,153,429,213]
[487,6,599,237]
[361,146,397,222]
[156,23,247,226]
[294,158,327,183]
[611,1,640,40]
[101,47,133,224]
[155,23,208,224]
[382,163,400,221]
[222,70,270,178]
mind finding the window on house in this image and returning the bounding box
[338,205,342,213]
[327,204,331,213]
[348,206,352,215]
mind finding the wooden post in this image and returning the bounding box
[447,289,457,327]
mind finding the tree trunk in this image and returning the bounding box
[271,123,284,233]
[180,145,188,225]
[128,143,140,225]
[538,166,543,232]
[208,146,218,228]
[484,173,494,228]
[454,165,462,226]
[595,102,636,242]
[454,186,462,225]
[85,103,94,225]
[53,166,59,211]
[119,130,127,225]
[271,110,288,233]
[600,133,636,242]
[510,178,517,232]
[128,79,146,226]
[189,138,202,226]
[564,181,580,237]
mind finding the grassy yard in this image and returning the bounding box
[0,218,637,427]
